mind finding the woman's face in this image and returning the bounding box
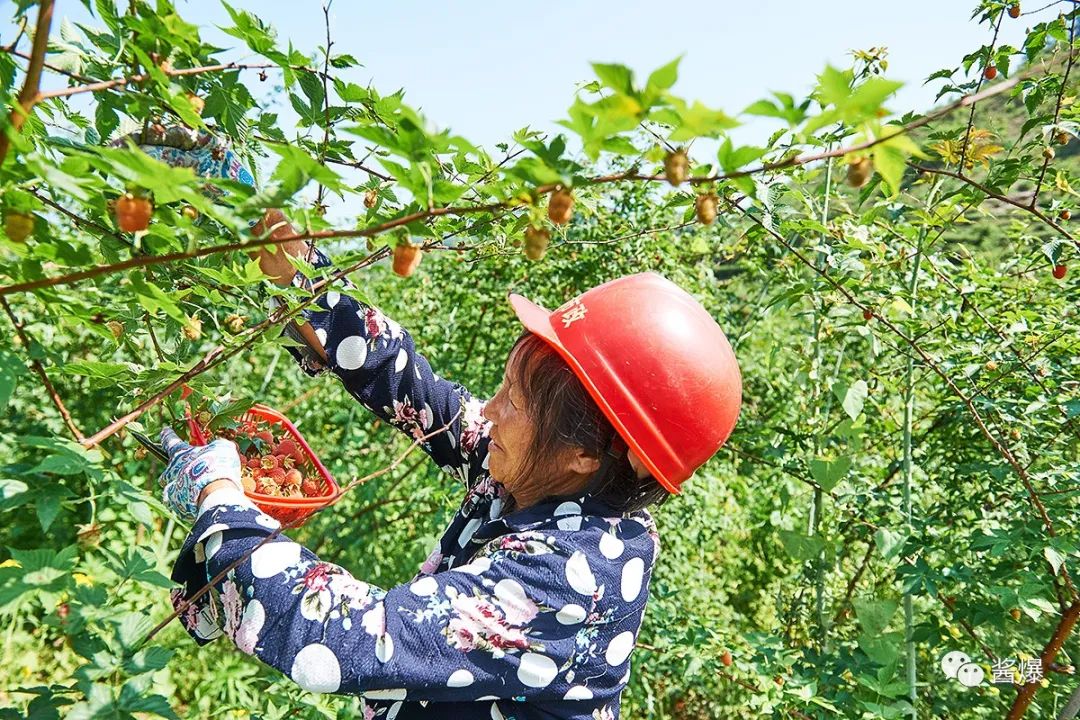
[481,347,532,496]
[481,344,603,508]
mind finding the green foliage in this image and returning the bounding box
[1,1,1080,718]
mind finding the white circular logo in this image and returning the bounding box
[956,662,985,687]
[940,650,971,679]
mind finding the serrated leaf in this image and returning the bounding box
[592,63,635,96]
[646,57,681,91]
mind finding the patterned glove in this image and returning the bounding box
[112,123,258,224]
[158,426,243,521]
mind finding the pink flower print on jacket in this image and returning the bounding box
[444,589,534,657]
[361,306,405,346]
[420,546,444,575]
[459,396,490,454]
[293,561,378,625]
[219,577,246,644]
[233,601,263,655]
[383,394,432,441]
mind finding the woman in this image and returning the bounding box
[142,127,743,719]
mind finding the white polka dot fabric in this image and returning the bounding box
[168,248,662,718]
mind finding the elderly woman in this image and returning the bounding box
[142,127,742,719]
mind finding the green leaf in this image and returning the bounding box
[874,528,907,560]
[742,99,783,118]
[717,138,766,172]
[122,646,175,676]
[0,349,23,410]
[854,597,899,636]
[329,53,361,69]
[127,274,187,324]
[871,126,925,197]
[815,65,855,107]
[266,143,345,198]
[1044,546,1066,575]
[669,99,739,142]
[35,485,73,532]
[591,63,635,96]
[808,456,852,492]
[23,435,103,477]
[778,529,826,561]
[646,57,681,91]
[833,379,869,421]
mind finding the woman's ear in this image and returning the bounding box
[568,447,602,477]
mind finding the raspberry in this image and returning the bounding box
[276,438,298,457]
[247,457,262,469]
[301,478,321,496]
[284,469,303,487]
[256,430,274,444]
[241,475,257,493]
[261,455,280,470]
[268,468,286,483]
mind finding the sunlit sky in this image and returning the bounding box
[4,0,1043,214]
[11,1,1036,140]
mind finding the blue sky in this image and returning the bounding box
[16,0,1034,149]
[4,0,1042,219]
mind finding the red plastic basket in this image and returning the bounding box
[186,403,338,526]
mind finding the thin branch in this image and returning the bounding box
[35,61,278,101]
[7,46,1072,300]
[958,9,1004,170]
[0,297,85,441]
[726,195,1079,601]
[716,671,814,720]
[5,45,95,84]
[315,1,333,207]
[27,188,244,299]
[0,200,503,297]
[911,163,1079,249]
[1031,12,1077,209]
[831,541,874,626]
[0,0,54,165]
[79,248,389,448]
[878,219,1080,444]
[940,595,997,660]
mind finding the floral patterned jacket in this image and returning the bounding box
[169,248,661,719]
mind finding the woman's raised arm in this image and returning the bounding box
[122,123,491,489]
[258,229,492,491]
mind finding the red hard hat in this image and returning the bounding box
[508,271,742,494]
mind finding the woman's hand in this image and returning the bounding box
[158,426,243,521]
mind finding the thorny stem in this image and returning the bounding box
[957,7,1005,170]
